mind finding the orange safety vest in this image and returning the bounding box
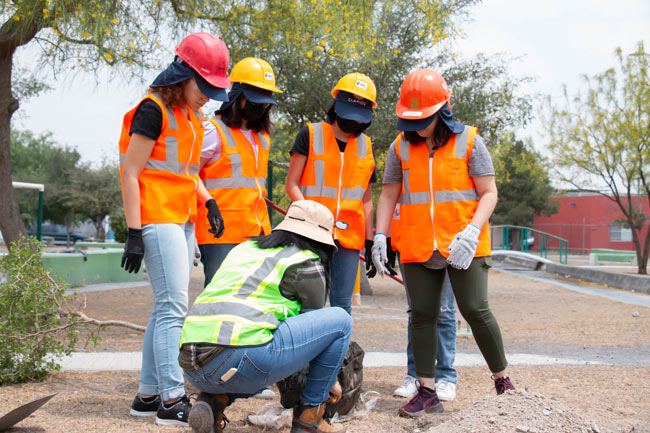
[196,117,272,245]
[119,94,203,225]
[299,122,375,250]
[395,125,491,263]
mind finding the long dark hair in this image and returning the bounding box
[219,94,274,134]
[251,230,334,292]
[403,115,452,150]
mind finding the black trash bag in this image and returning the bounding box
[277,341,365,418]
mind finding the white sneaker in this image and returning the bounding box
[435,381,456,401]
[253,387,276,400]
[393,375,418,398]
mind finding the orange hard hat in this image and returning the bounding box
[395,69,451,120]
[175,32,230,89]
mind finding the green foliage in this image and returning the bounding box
[491,134,557,225]
[0,236,97,384]
[10,130,122,240]
[437,53,535,146]
[110,207,128,243]
[547,41,650,273]
[214,0,478,153]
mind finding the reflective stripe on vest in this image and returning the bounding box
[180,241,318,347]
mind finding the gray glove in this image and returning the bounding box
[371,233,390,277]
[446,224,481,270]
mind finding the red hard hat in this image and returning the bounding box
[395,69,451,119]
[175,32,230,88]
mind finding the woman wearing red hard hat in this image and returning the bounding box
[372,69,515,417]
[118,32,230,426]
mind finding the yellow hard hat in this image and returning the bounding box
[331,72,377,107]
[230,57,282,93]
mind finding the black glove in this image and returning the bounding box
[206,199,225,238]
[364,239,377,278]
[385,237,398,276]
[121,228,144,273]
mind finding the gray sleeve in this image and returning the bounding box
[279,259,326,313]
[382,140,403,184]
[468,134,495,177]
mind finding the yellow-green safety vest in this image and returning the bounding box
[180,240,319,347]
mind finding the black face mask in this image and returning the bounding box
[242,101,268,121]
[336,116,370,135]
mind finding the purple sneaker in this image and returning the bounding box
[398,383,443,417]
[494,376,516,395]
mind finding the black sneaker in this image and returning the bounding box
[130,394,160,417]
[155,395,191,426]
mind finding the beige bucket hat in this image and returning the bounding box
[273,200,336,248]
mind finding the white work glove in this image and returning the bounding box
[371,233,390,277]
[446,224,481,270]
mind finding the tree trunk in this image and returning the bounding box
[0,50,24,247]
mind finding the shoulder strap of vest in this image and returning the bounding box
[146,93,173,132]
[453,125,477,159]
[210,117,237,149]
[310,122,326,155]
[356,133,369,158]
[256,130,270,150]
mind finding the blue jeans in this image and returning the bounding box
[184,307,353,406]
[400,259,457,384]
[140,222,194,401]
[329,241,360,314]
[198,243,237,288]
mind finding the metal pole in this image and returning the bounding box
[36,190,43,241]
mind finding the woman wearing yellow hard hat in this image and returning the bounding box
[286,72,377,314]
[196,57,282,291]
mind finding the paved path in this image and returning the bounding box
[58,351,608,372]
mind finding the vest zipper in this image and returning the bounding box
[429,155,437,250]
[334,151,344,240]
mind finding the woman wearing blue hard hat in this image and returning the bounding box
[118,32,230,426]
[286,73,377,315]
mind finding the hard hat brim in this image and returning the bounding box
[241,85,278,105]
[396,113,436,132]
[195,72,229,101]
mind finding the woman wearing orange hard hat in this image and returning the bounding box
[196,57,282,289]
[372,69,515,417]
[286,72,377,314]
[119,32,230,426]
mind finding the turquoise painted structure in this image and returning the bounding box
[40,248,145,287]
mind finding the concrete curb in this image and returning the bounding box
[57,351,605,372]
[492,251,650,294]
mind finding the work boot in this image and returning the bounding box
[494,376,516,395]
[291,403,346,433]
[188,393,229,433]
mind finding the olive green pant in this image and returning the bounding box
[403,256,508,378]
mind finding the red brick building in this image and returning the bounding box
[533,192,650,254]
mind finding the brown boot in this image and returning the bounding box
[188,393,229,433]
[290,403,346,433]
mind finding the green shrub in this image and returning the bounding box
[110,207,128,243]
[0,236,98,384]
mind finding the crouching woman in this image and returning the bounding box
[179,200,351,433]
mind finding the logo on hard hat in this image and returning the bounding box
[355,80,368,90]
[410,98,419,109]
[264,72,273,81]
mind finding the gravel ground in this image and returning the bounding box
[2,266,650,432]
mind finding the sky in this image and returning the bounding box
[12,0,650,166]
